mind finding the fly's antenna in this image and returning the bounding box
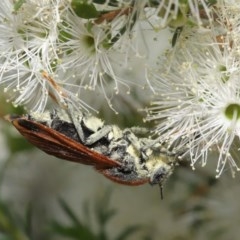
[41,71,96,113]
[41,70,73,108]
[159,184,164,200]
[41,71,96,141]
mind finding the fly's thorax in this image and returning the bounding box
[132,155,173,185]
[105,131,143,172]
[105,130,174,185]
[133,142,174,185]
[107,135,136,161]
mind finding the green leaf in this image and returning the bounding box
[94,189,116,228]
[13,0,26,13]
[92,0,119,7]
[91,0,106,3]
[24,203,33,238]
[4,128,34,154]
[71,0,100,19]
[206,0,217,6]
[50,198,98,239]
[0,201,29,240]
[58,198,82,226]
[115,225,141,240]
[51,222,96,240]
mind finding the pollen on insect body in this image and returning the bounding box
[24,108,176,187]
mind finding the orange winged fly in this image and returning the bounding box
[5,109,174,189]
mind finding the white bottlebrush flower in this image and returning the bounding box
[0,0,72,112]
[146,24,240,177]
[0,0,68,70]
[57,10,132,110]
[1,56,88,112]
[136,0,214,29]
[0,0,215,114]
[0,0,154,113]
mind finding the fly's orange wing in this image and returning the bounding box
[8,116,120,168]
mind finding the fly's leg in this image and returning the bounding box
[66,103,113,146]
[66,103,86,143]
[123,129,142,151]
[129,127,149,136]
[85,125,112,145]
[122,129,162,162]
